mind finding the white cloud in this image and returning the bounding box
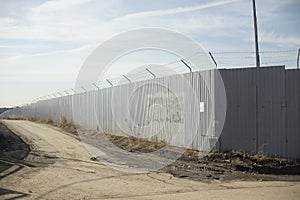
[259,32,300,48]
[0,43,97,62]
[31,0,94,13]
[0,17,17,33]
[0,0,299,106]
[116,0,240,20]
[0,17,15,25]
[0,0,242,42]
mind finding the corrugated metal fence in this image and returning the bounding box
[1,66,299,158]
[1,71,220,152]
[218,66,300,158]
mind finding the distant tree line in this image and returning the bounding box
[0,108,12,114]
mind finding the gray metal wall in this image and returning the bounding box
[1,71,218,152]
[1,66,299,158]
[219,66,300,158]
[286,69,300,158]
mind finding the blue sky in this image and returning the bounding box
[0,0,299,107]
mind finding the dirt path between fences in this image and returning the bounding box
[0,119,300,199]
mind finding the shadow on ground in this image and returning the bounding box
[0,188,29,200]
[0,122,31,199]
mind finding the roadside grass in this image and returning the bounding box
[4,116,77,134]
[3,116,165,152]
[104,133,166,153]
[3,116,300,178]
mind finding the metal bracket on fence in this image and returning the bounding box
[81,86,87,92]
[297,48,300,69]
[92,83,100,90]
[48,95,52,99]
[123,75,131,83]
[106,79,114,87]
[57,92,63,97]
[145,68,156,79]
[71,89,76,94]
[180,60,192,72]
[64,90,69,95]
[52,93,57,98]
[209,52,218,68]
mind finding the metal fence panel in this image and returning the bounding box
[218,68,256,153]
[255,67,286,157]
[1,67,299,158]
[286,69,300,158]
[92,71,216,150]
[218,66,291,157]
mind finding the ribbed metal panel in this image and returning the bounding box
[255,66,286,157]
[219,66,290,157]
[286,69,300,159]
[1,67,299,158]
[2,71,217,151]
[218,68,256,153]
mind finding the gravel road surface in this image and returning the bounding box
[1,120,299,199]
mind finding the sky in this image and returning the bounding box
[0,0,299,107]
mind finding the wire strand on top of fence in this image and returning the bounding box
[26,48,300,106]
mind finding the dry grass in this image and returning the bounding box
[104,133,166,153]
[37,118,55,125]
[4,116,36,121]
[4,115,165,152]
[3,115,300,178]
[4,116,164,153]
[56,116,77,134]
[4,116,77,135]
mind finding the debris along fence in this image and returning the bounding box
[1,66,300,159]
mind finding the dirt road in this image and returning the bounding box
[1,120,300,199]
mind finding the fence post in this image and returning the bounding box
[123,75,132,83]
[297,48,300,69]
[145,68,156,79]
[81,86,87,92]
[209,52,218,68]
[106,79,114,87]
[252,0,260,68]
[181,60,192,72]
[92,83,100,90]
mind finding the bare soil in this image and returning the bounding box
[101,131,300,182]
[164,151,300,182]
[1,120,300,199]
[4,116,77,134]
[3,117,300,182]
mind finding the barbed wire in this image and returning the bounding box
[261,60,296,65]
[260,55,296,59]
[27,48,299,106]
[212,49,297,54]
